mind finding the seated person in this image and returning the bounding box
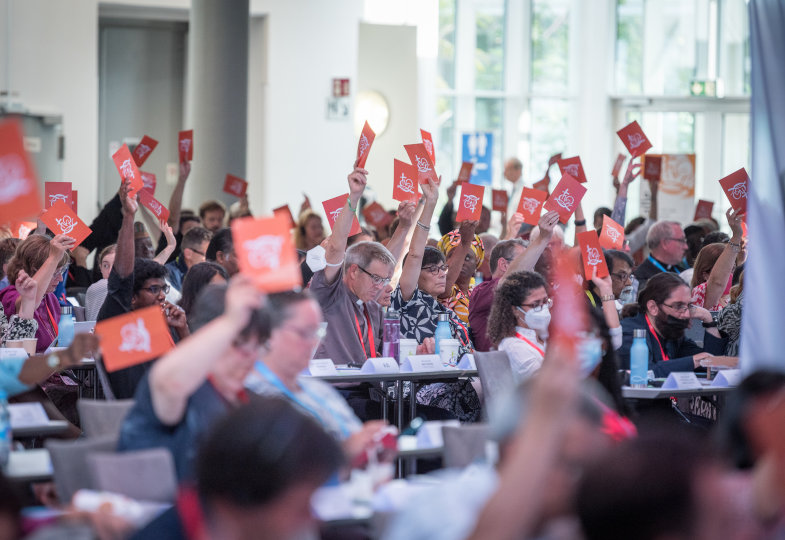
[0,270,38,345]
[178,261,228,323]
[205,227,239,277]
[0,237,20,290]
[84,244,115,322]
[164,226,212,292]
[117,276,269,480]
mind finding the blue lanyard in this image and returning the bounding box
[253,362,350,438]
[648,256,671,274]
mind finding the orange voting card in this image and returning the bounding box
[533,174,550,194]
[548,153,562,167]
[491,189,508,212]
[132,135,158,167]
[178,129,193,162]
[420,129,435,165]
[273,205,296,230]
[95,305,174,373]
[232,214,302,292]
[223,174,247,197]
[138,189,170,222]
[557,156,587,184]
[694,200,714,221]
[455,183,485,222]
[642,155,662,183]
[356,121,375,169]
[404,143,438,184]
[719,168,750,214]
[577,230,609,279]
[392,159,420,202]
[457,161,473,182]
[544,174,587,224]
[8,222,35,239]
[141,171,156,194]
[112,144,143,196]
[322,193,362,236]
[617,121,652,158]
[71,190,78,213]
[0,119,42,223]
[517,187,548,226]
[40,200,92,248]
[599,215,625,250]
[612,153,626,177]
[363,201,393,228]
[44,182,72,209]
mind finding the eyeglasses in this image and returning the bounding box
[139,284,170,296]
[665,237,688,245]
[520,297,553,312]
[190,248,205,256]
[660,301,693,314]
[422,264,449,275]
[611,272,632,282]
[357,265,391,286]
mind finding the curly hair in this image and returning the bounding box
[132,258,168,296]
[6,234,70,284]
[486,271,547,346]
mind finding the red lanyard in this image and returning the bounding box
[515,332,545,357]
[644,315,669,362]
[177,486,207,540]
[44,303,59,338]
[354,306,376,359]
[453,318,470,347]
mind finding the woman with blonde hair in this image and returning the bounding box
[294,210,325,251]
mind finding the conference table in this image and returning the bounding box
[3,449,53,483]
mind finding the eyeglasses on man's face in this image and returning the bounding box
[357,265,391,286]
[659,301,693,314]
[611,271,632,282]
[665,237,688,245]
[139,284,170,296]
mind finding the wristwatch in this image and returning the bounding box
[702,319,718,328]
[46,353,61,370]
[600,294,615,302]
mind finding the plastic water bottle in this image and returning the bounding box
[630,328,649,388]
[58,305,75,348]
[0,390,11,467]
[382,310,400,362]
[434,313,452,355]
[474,271,484,285]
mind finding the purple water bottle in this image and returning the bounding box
[382,309,400,362]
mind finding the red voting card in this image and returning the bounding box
[392,159,420,202]
[273,205,296,230]
[719,168,750,214]
[95,305,174,373]
[617,121,652,158]
[457,161,473,182]
[132,135,158,167]
[517,187,548,226]
[40,200,92,248]
[642,155,662,183]
[112,144,143,197]
[44,182,72,209]
[455,183,485,222]
[548,153,562,167]
[363,202,394,228]
[533,174,550,194]
[612,153,626,177]
[557,156,587,184]
[491,189,508,212]
[8,222,36,239]
[599,215,625,250]
[232,214,302,292]
[577,230,609,279]
[71,190,78,213]
[322,193,362,236]
[544,173,587,224]
[140,171,156,194]
[356,121,375,169]
[420,129,435,165]
[178,130,193,162]
[138,189,170,222]
[0,118,42,223]
[693,200,714,221]
[223,174,247,198]
[404,143,438,185]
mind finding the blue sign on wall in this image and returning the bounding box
[461,132,493,186]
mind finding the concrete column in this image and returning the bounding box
[185,0,249,208]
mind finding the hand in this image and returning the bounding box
[421,178,439,205]
[119,180,138,216]
[699,355,739,369]
[344,420,388,461]
[506,212,525,239]
[688,304,713,323]
[224,274,264,331]
[397,201,417,228]
[160,220,176,247]
[416,337,435,355]
[347,166,368,198]
[692,351,714,369]
[622,158,641,186]
[49,234,76,258]
[538,211,560,239]
[60,333,100,368]
[726,207,744,240]
[590,267,613,297]
[162,301,187,330]
[299,194,312,214]
[446,179,460,200]
[178,160,191,183]
[238,194,249,214]
[15,270,37,305]
[458,220,478,246]
[612,175,621,193]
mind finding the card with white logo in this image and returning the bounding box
[420,129,435,165]
[598,215,625,250]
[44,182,72,209]
[543,173,587,224]
[356,121,375,169]
[642,155,662,183]
[71,190,78,213]
[322,193,362,236]
[491,189,508,212]
[392,159,420,202]
[111,144,143,197]
[719,168,750,214]
[661,371,702,390]
[362,201,393,228]
[138,189,170,222]
[403,143,438,185]
[308,359,338,376]
[577,230,609,279]
[457,161,473,182]
[693,199,714,221]
[232,214,302,292]
[455,182,485,222]
[140,171,157,195]
[223,174,247,198]
[360,357,399,374]
[517,187,547,226]
[617,121,652,158]
[0,118,43,223]
[39,200,92,248]
[178,129,193,162]
[400,354,442,373]
[557,156,587,184]
[132,135,158,167]
[94,305,174,373]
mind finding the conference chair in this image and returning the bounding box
[474,350,515,406]
[88,448,177,503]
[441,424,490,469]
[46,435,117,504]
[77,399,135,439]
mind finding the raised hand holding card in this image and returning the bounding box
[232,214,302,292]
[599,215,625,250]
[642,155,662,183]
[455,182,485,222]
[140,171,156,194]
[693,200,714,221]
[491,189,508,211]
[557,156,587,184]
[322,193,362,236]
[404,143,438,184]
[617,121,652,157]
[44,182,72,209]
[356,121,375,169]
[178,129,193,162]
[138,189,170,222]
[577,230,609,279]
[132,135,158,167]
[548,153,562,167]
[544,173,587,224]
[719,168,750,214]
[420,129,435,165]
[95,305,174,373]
[40,200,92,248]
[223,174,247,197]
[516,187,548,226]
[392,159,420,202]
[112,144,143,196]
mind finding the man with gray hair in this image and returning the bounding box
[632,220,689,289]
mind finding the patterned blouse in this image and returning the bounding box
[0,303,38,345]
[690,282,724,312]
[439,284,473,325]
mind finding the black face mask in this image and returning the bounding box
[655,312,690,340]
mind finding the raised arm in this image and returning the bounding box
[438,219,477,300]
[502,212,525,241]
[399,180,439,302]
[703,208,743,309]
[500,210,559,285]
[590,268,622,348]
[17,334,99,385]
[573,203,587,241]
[153,220,177,266]
[610,158,640,225]
[115,181,139,278]
[26,234,74,312]
[648,178,659,220]
[167,161,191,233]
[385,200,417,266]
[149,275,261,426]
[323,165,367,284]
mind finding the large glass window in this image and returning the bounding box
[531,0,570,94]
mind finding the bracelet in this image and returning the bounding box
[702,320,718,328]
[416,220,431,231]
[325,258,345,267]
[600,294,615,302]
[727,240,741,252]
[574,219,586,226]
[346,197,357,214]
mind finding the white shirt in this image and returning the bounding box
[498,326,546,383]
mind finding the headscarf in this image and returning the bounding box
[437,229,485,269]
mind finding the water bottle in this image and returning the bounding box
[630,328,649,388]
[0,390,11,467]
[58,305,75,348]
[382,310,400,362]
[434,313,452,355]
[474,271,484,285]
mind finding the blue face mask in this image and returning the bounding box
[578,337,604,378]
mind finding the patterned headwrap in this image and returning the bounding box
[437,229,485,268]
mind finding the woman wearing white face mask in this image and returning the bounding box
[487,271,551,382]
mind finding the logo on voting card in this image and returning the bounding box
[586,246,602,266]
[415,154,432,174]
[48,194,68,206]
[120,159,136,180]
[135,144,152,160]
[398,174,415,194]
[142,173,155,189]
[55,215,77,234]
[329,208,343,224]
[627,133,647,150]
[148,200,163,217]
[729,182,747,200]
[564,164,579,177]
[0,155,31,203]
[369,209,386,223]
[423,139,433,156]
[605,225,621,244]
[231,181,243,194]
[521,197,540,215]
[179,138,191,154]
[118,318,151,353]
[554,189,575,211]
[243,236,284,270]
[358,134,370,158]
[463,194,480,214]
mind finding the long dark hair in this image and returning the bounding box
[624,272,688,318]
[487,271,547,346]
[179,262,229,319]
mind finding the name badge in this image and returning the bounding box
[400,354,442,373]
[661,371,702,390]
[307,359,338,376]
[711,369,742,388]
[457,353,476,370]
[360,357,399,374]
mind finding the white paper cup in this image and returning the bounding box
[439,339,460,368]
[399,339,418,361]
